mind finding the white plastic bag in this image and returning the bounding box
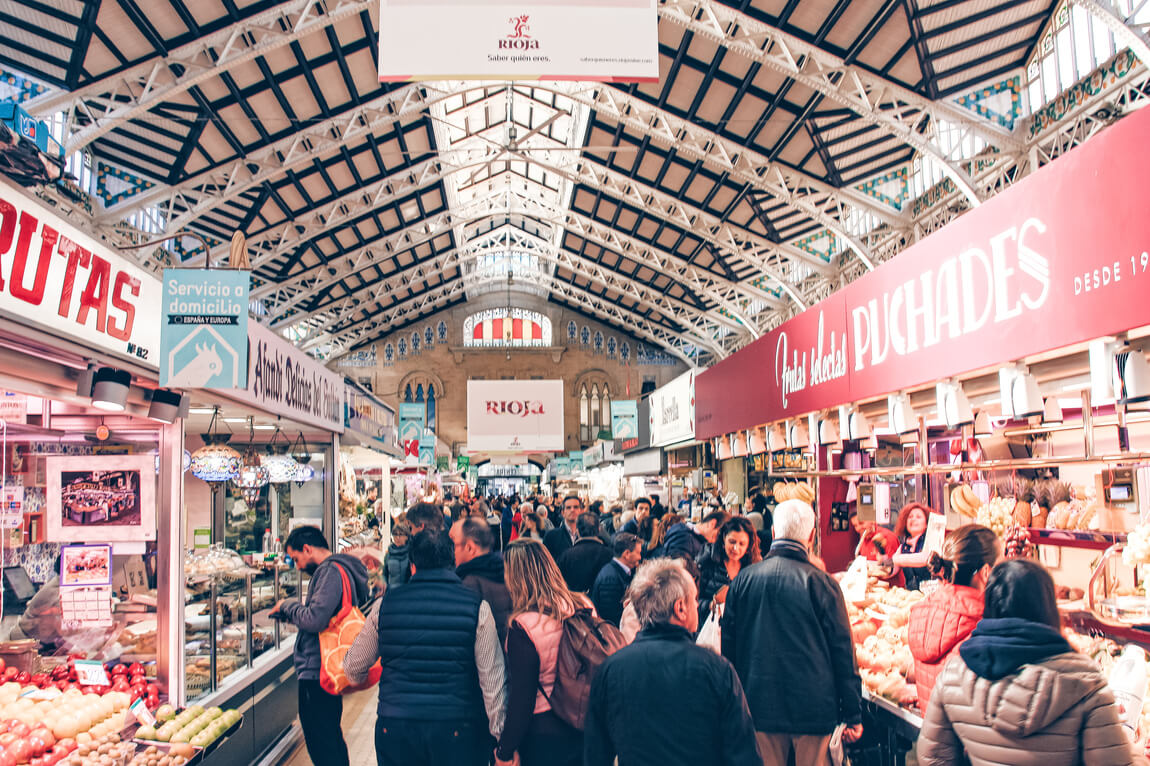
[839,556,869,603]
[696,603,723,653]
[829,724,847,766]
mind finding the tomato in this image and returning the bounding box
[14,673,29,685]
[29,675,47,689]
[145,693,159,710]
[2,669,17,682]
[127,663,144,677]
[0,747,16,766]
[0,733,17,748]
[9,738,33,763]
[109,665,127,677]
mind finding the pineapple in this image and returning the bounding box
[1048,482,1073,529]
[996,477,1034,527]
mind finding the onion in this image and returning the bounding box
[51,715,80,740]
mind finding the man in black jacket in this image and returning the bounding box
[543,494,582,562]
[557,512,614,592]
[585,558,760,766]
[721,500,863,765]
[451,517,513,645]
[590,533,641,625]
[663,510,727,561]
[275,526,370,766]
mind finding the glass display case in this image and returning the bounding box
[182,561,308,703]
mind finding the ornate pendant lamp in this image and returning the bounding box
[291,432,315,485]
[233,419,270,504]
[262,427,299,484]
[190,408,242,482]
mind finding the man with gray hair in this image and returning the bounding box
[721,500,863,766]
[584,558,760,766]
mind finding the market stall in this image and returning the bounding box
[178,321,344,766]
[693,104,1150,761]
[339,378,400,563]
[0,176,253,765]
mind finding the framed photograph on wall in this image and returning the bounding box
[60,544,113,587]
[46,456,156,543]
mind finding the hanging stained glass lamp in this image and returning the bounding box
[190,409,241,482]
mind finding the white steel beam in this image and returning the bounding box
[1072,0,1150,69]
[26,0,375,154]
[268,224,756,346]
[658,0,1025,206]
[316,272,716,363]
[98,83,426,223]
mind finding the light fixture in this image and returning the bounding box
[766,424,787,453]
[810,412,839,446]
[91,367,130,411]
[887,393,916,434]
[233,419,270,504]
[999,367,1044,418]
[936,381,974,428]
[182,449,192,472]
[291,431,314,486]
[1114,345,1150,408]
[75,363,96,397]
[973,410,994,436]
[859,435,879,454]
[786,419,809,450]
[147,389,183,424]
[838,405,872,440]
[262,427,299,483]
[190,409,242,482]
[1042,397,1064,424]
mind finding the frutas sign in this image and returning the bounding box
[696,105,1150,440]
[0,177,160,368]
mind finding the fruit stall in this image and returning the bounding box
[689,94,1150,763]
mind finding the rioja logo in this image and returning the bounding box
[500,14,539,49]
[486,400,545,417]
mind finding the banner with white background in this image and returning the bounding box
[467,379,564,452]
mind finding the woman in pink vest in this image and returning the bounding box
[496,539,590,766]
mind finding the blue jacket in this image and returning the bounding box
[279,553,370,681]
[591,560,631,627]
[662,522,705,561]
[376,569,485,721]
[383,542,410,589]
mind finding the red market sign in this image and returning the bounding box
[0,177,160,368]
[696,106,1150,440]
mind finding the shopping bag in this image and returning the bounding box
[696,603,723,654]
[318,563,381,695]
[829,724,847,766]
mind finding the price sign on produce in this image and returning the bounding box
[73,660,109,687]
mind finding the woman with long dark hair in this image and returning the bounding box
[696,516,761,625]
[907,525,999,712]
[496,540,588,766]
[919,559,1147,765]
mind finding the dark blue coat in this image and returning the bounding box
[590,559,631,627]
[662,522,705,561]
[376,569,484,721]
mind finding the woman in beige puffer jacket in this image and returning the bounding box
[918,560,1148,766]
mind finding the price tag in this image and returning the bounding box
[73,660,109,687]
[128,697,156,727]
[19,687,60,700]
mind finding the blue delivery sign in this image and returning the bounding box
[160,269,249,389]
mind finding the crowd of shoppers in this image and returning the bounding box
[275,485,1147,766]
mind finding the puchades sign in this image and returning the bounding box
[161,268,249,389]
[377,0,658,82]
[0,176,160,368]
[466,380,564,452]
[649,369,695,448]
[695,105,1150,440]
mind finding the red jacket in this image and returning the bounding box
[907,583,983,713]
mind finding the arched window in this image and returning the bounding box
[577,379,612,444]
[463,308,552,347]
[403,378,438,432]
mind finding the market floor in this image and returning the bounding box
[282,687,379,766]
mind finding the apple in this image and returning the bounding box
[1,670,15,683]
[10,738,33,764]
[13,673,29,686]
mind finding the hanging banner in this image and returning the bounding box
[456,454,470,472]
[696,105,1150,440]
[467,380,564,452]
[610,400,638,439]
[378,0,658,83]
[649,370,696,448]
[345,379,399,455]
[218,322,344,432]
[420,428,436,466]
[398,403,425,457]
[161,268,249,389]
[0,176,161,369]
[555,457,571,476]
[568,450,584,471]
